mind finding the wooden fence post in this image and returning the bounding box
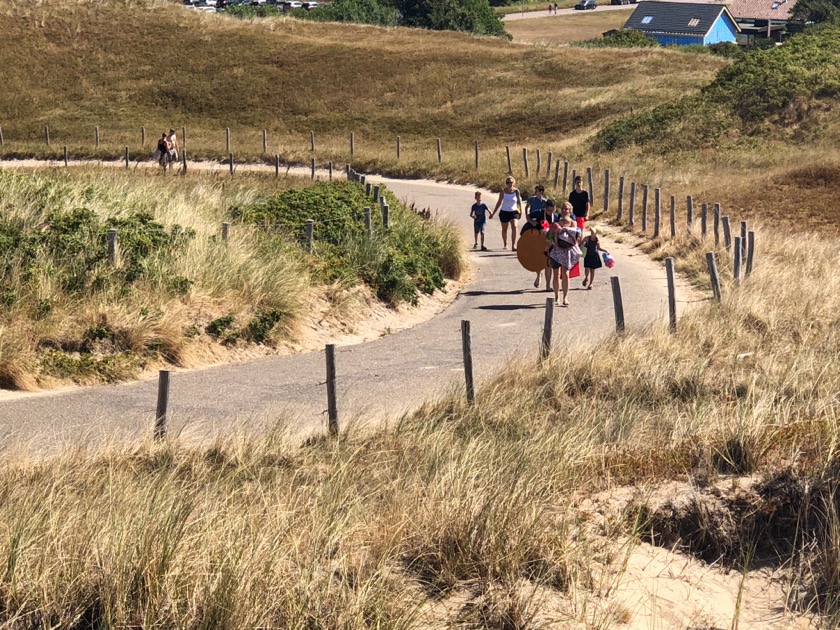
[536,149,541,175]
[611,277,625,334]
[306,219,315,253]
[587,167,594,205]
[436,138,442,163]
[310,158,316,181]
[364,207,372,237]
[225,127,230,153]
[350,132,355,157]
[701,203,708,239]
[275,154,280,178]
[629,182,636,227]
[546,151,552,178]
[382,204,390,229]
[553,160,560,189]
[397,136,401,160]
[141,126,145,146]
[95,126,99,148]
[665,257,677,334]
[617,176,624,221]
[562,161,569,195]
[706,252,722,302]
[523,148,529,179]
[722,215,732,251]
[372,185,380,204]
[63,146,68,167]
[654,188,661,238]
[229,153,234,176]
[182,126,186,152]
[603,169,610,214]
[733,236,742,284]
[687,196,693,229]
[107,228,118,265]
[461,320,475,405]
[310,130,315,152]
[670,195,676,238]
[262,129,267,153]
[0,126,4,146]
[641,184,649,232]
[124,146,129,169]
[713,203,721,247]
[365,182,371,196]
[222,222,230,243]
[740,221,747,257]
[45,126,50,146]
[328,161,333,181]
[325,344,338,437]
[506,145,512,175]
[746,231,755,277]
[153,369,170,441]
[181,150,187,175]
[474,141,479,169]
[541,298,554,360]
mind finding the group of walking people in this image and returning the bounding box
[469,175,610,307]
[153,128,180,167]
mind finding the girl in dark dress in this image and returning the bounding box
[582,226,609,289]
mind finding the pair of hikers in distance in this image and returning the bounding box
[470,175,609,307]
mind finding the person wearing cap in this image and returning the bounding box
[166,128,179,161]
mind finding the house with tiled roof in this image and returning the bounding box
[728,0,801,43]
[623,2,740,46]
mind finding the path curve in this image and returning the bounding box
[0,165,692,453]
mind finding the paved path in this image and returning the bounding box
[503,0,725,20]
[0,168,693,453]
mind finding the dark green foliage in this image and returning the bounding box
[244,309,283,343]
[293,0,401,25]
[283,0,508,36]
[231,181,456,305]
[40,350,141,383]
[205,315,236,338]
[575,29,658,49]
[594,25,840,152]
[0,176,195,303]
[792,0,840,23]
[224,4,282,18]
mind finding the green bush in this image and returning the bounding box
[230,181,460,305]
[594,25,840,152]
[576,29,658,49]
[224,4,282,18]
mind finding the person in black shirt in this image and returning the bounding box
[568,175,590,231]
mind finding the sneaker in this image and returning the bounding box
[582,279,588,288]
[473,243,478,250]
[481,246,488,251]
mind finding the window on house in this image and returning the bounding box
[641,15,653,23]
[688,17,700,26]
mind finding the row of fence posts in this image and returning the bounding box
[71,158,755,441]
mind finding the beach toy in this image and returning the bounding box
[603,253,615,268]
[516,228,548,272]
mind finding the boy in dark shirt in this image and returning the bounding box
[470,191,490,251]
[568,175,590,231]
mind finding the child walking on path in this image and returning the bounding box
[470,191,490,251]
[582,226,609,289]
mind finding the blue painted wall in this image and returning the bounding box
[703,12,738,44]
[651,34,703,46]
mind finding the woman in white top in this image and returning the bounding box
[491,176,522,251]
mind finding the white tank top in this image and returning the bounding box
[500,190,519,212]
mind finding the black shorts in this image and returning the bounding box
[499,210,519,224]
[548,257,561,270]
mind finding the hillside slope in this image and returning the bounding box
[0,0,722,156]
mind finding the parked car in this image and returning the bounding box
[302,1,319,8]
[575,0,597,9]
[283,1,303,8]
[610,0,633,4]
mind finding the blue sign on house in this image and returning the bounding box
[623,2,741,46]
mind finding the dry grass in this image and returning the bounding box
[0,167,463,389]
[0,201,835,626]
[505,9,633,44]
[0,0,722,182]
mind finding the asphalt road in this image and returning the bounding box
[503,0,725,20]
[0,170,693,453]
